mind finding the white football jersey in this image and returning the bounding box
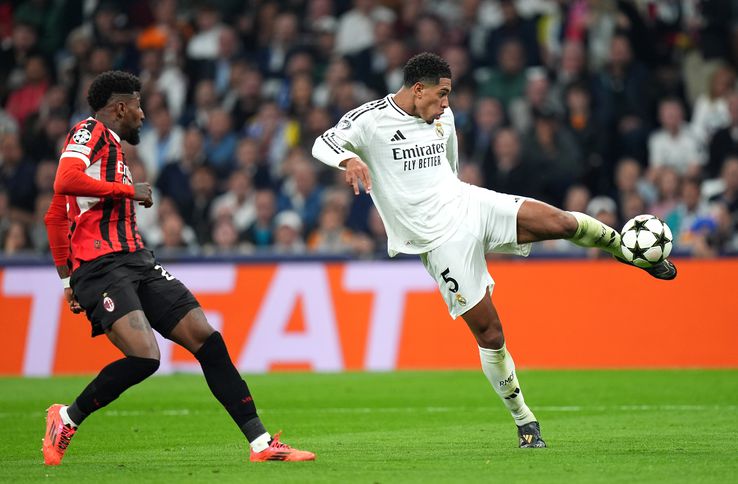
[312,94,468,256]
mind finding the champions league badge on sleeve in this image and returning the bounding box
[337,118,351,130]
[72,129,92,144]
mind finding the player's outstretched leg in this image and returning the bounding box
[170,309,315,462]
[516,200,676,280]
[463,291,546,448]
[567,211,677,280]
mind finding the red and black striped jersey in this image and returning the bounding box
[55,117,144,269]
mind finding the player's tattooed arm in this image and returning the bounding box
[340,157,372,195]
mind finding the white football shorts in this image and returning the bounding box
[420,185,531,319]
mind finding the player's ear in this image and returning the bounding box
[412,82,424,98]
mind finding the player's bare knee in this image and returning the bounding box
[558,211,579,238]
[477,325,504,349]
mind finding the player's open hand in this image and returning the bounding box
[343,157,372,195]
[133,182,153,208]
[64,287,83,314]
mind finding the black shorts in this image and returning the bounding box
[71,249,200,337]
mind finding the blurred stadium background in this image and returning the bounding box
[1,0,737,371]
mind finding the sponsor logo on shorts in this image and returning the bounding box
[103,294,115,312]
[72,128,92,144]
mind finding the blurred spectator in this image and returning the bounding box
[5,54,50,128]
[307,192,356,254]
[277,159,324,233]
[648,98,704,178]
[690,65,735,148]
[0,132,36,218]
[563,82,607,192]
[649,168,682,220]
[485,0,541,67]
[139,48,187,120]
[2,220,33,255]
[180,79,219,130]
[334,0,395,56]
[478,39,526,109]
[186,4,225,63]
[272,210,306,254]
[225,64,264,130]
[0,21,39,101]
[549,41,589,104]
[235,137,272,189]
[465,97,505,161]
[154,210,199,257]
[256,11,300,79]
[458,163,484,187]
[245,101,299,178]
[187,165,219,245]
[210,169,256,233]
[521,108,582,205]
[509,67,561,133]
[591,34,650,163]
[707,92,738,180]
[156,127,206,215]
[484,128,541,199]
[666,177,712,249]
[613,157,657,218]
[203,108,238,179]
[138,104,184,182]
[708,157,738,235]
[205,216,248,255]
[242,189,277,249]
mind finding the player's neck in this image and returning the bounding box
[93,112,124,136]
[392,88,417,117]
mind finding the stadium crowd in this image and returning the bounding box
[1,0,737,259]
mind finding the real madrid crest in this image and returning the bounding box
[435,121,444,138]
[455,293,467,306]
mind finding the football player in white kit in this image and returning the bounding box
[312,53,676,448]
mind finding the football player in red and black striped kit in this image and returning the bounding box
[42,71,314,464]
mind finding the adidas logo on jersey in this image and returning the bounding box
[390,130,406,142]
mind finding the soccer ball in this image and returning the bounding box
[620,215,673,268]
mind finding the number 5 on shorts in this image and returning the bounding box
[441,268,458,293]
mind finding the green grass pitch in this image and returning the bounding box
[3,370,737,483]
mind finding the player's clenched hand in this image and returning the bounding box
[64,287,83,314]
[343,157,372,195]
[133,182,153,208]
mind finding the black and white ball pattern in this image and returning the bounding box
[620,214,673,268]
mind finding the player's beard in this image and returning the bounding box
[126,128,141,145]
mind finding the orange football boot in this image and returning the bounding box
[43,404,77,465]
[249,432,315,462]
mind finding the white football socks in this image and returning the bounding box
[249,432,271,452]
[59,405,78,428]
[479,344,536,426]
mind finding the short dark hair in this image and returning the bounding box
[403,52,452,87]
[87,71,141,112]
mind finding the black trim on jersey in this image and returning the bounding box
[349,100,387,121]
[129,199,143,250]
[100,132,116,249]
[117,193,130,253]
[328,133,346,154]
[387,96,408,116]
[321,133,344,154]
